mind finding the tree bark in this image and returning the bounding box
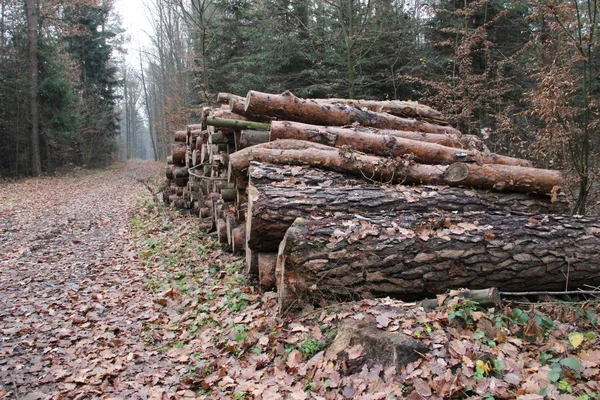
[270,121,530,167]
[212,109,248,121]
[312,98,448,125]
[271,121,484,151]
[237,130,271,150]
[217,92,245,105]
[229,140,562,195]
[248,161,363,187]
[443,163,563,197]
[245,91,461,135]
[277,212,600,312]
[418,288,501,310]
[206,116,270,131]
[25,0,41,175]
[246,173,569,253]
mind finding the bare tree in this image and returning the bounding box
[25,0,41,175]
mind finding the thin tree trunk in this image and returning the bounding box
[25,0,41,175]
[270,121,529,166]
[139,51,158,161]
[270,121,484,150]
[245,91,461,135]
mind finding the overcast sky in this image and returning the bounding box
[114,0,153,64]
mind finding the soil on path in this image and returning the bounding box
[0,161,169,399]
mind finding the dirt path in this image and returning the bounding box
[2,162,599,400]
[0,161,171,399]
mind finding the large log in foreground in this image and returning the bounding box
[277,213,600,312]
[229,140,563,195]
[246,165,570,252]
[245,91,461,135]
[270,121,530,167]
[271,121,485,151]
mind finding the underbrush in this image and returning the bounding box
[129,198,600,399]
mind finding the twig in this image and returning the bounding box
[501,290,600,297]
[11,373,20,400]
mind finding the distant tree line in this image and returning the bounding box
[138,0,599,214]
[2,0,599,213]
[0,0,122,176]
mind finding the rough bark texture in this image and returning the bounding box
[248,162,363,187]
[247,176,569,252]
[245,91,461,135]
[313,98,448,125]
[206,116,270,131]
[270,121,484,151]
[229,140,563,195]
[444,163,563,196]
[228,140,447,189]
[270,121,530,167]
[26,0,41,175]
[277,213,600,312]
[237,130,271,150]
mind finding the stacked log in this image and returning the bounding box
[161,90,588,314]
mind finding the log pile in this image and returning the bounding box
[161,90,600,314]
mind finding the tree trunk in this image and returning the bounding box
[237,130,271,150]
[271,121,484,151]
[246,171,569,253]
[212,109,248,121]
[245,91,461,135]
[206,116,270,131]
[25,0,41,175]
[248,161,363,187]
[277,212,600,312]
[139,51,158,161]
[217,92,245,105]
[228,140,563,195]
[312,98,448,125]
[443,163,563,197]
[270,121,530,167]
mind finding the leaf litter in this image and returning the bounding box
[1,161,599,399]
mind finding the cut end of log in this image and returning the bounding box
[443,163,470,182]
[244,91,255,113]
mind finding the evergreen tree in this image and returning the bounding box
[63,1,121,167]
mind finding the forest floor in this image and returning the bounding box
[1,161,599,400]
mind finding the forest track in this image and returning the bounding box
[0,161,171,399]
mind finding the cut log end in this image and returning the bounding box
[443,163,470,182]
